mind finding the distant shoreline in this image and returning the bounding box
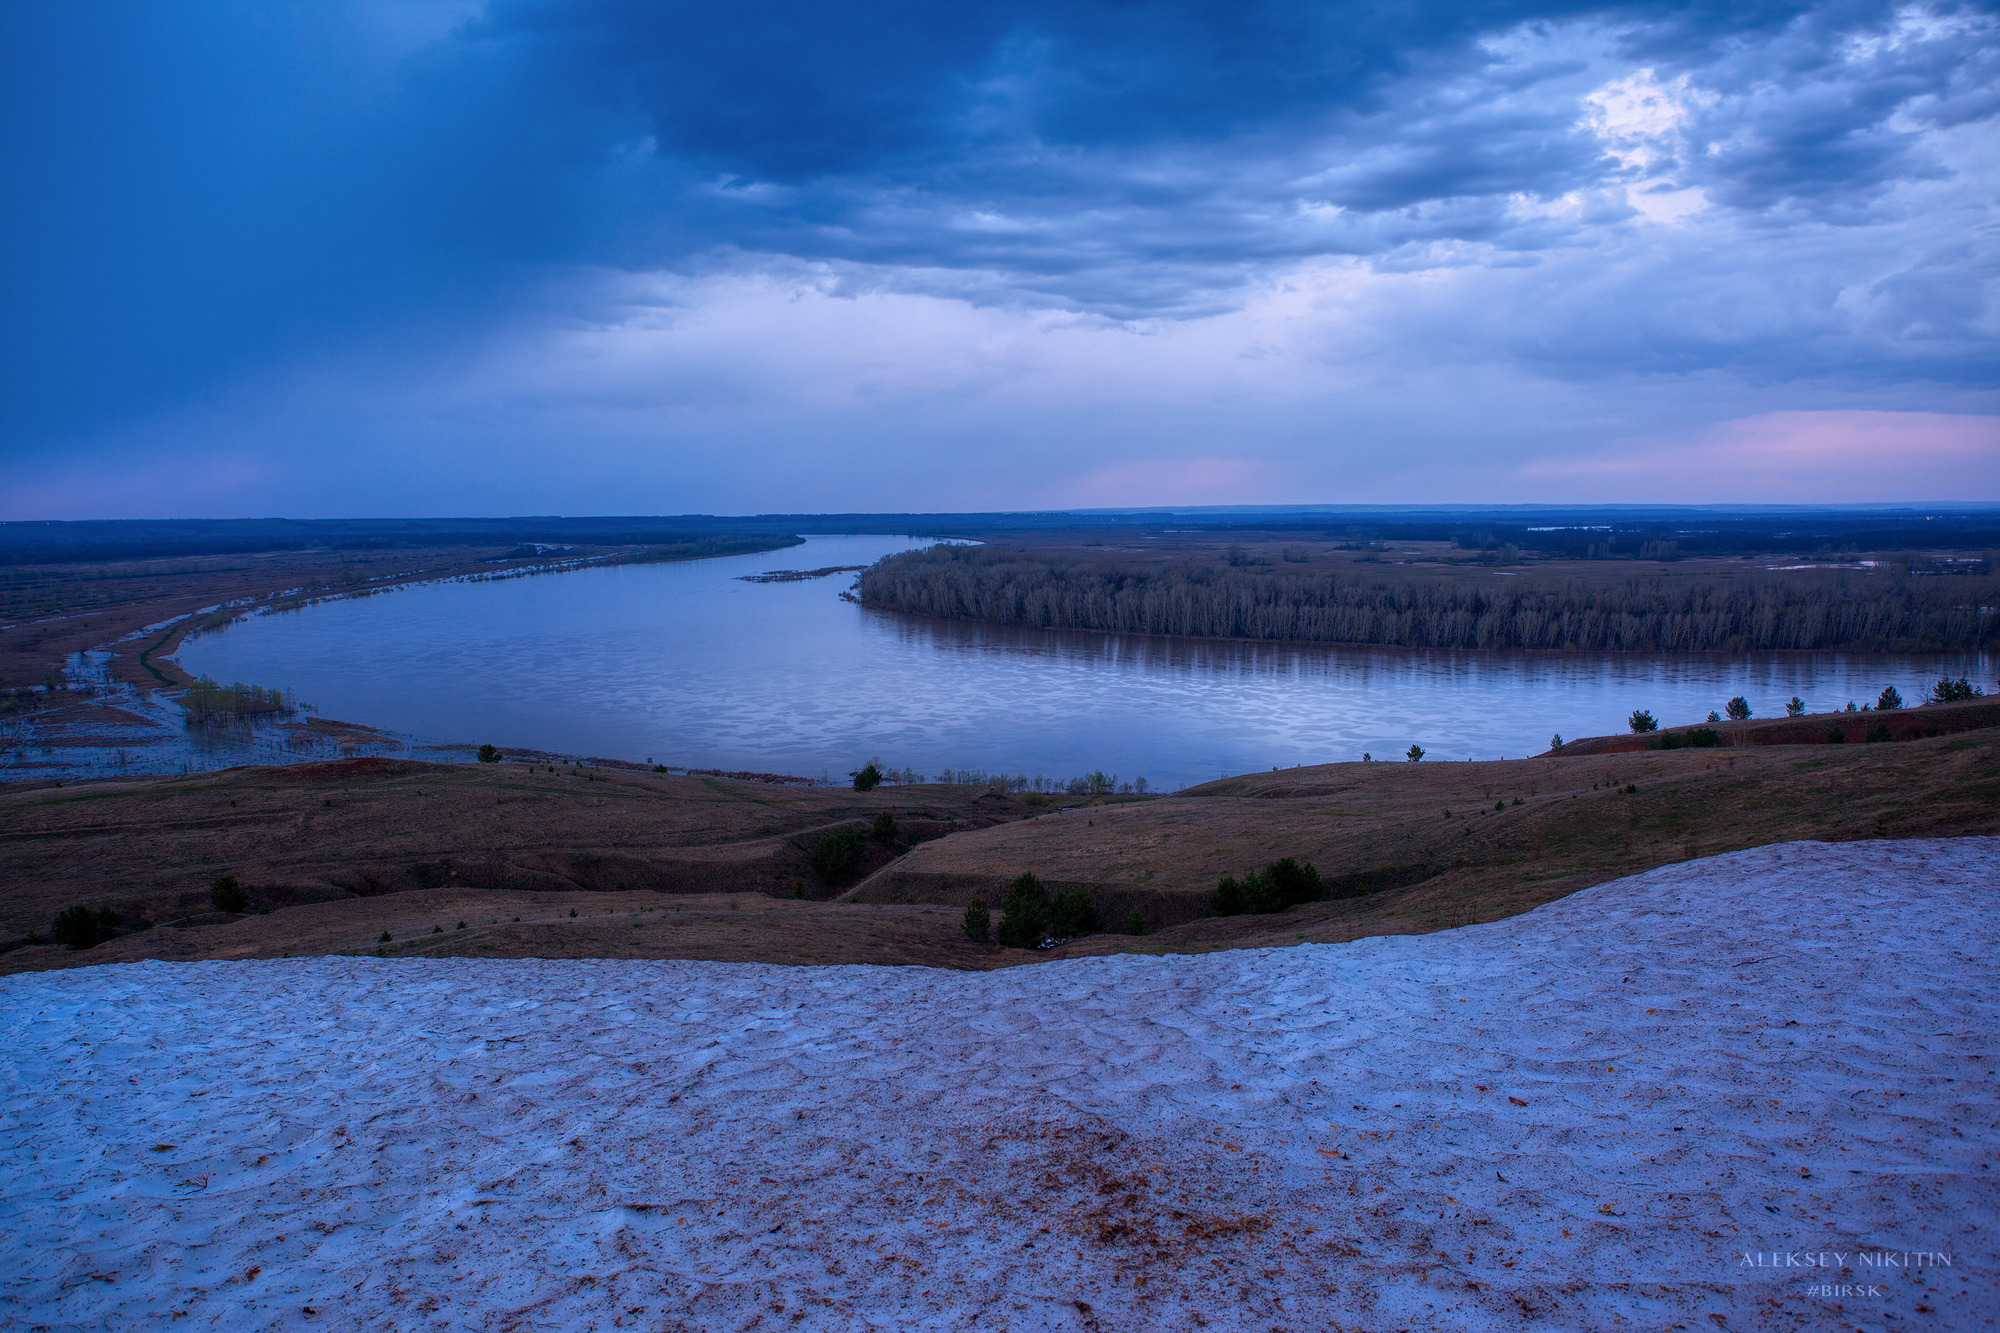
[0,534,809,785]
[147,534,807,691]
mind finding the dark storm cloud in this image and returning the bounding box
[1638,3,2000,213]
[459,0,1624,282]
[458,0,1992,262]
[3,0,1995,472]
[0,2,562,444]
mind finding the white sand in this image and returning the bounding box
[3,838,1994,1331]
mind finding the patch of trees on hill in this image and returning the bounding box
[858,546,1998,652]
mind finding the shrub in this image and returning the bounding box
[1255,858,1323,912]
[995,873,1050,948]
[810,828,865,882]
[379,930,392,942]
[962,897,990,942]
[851,761,883,792]
[180,676,295,724]
[477,744,500,763]
[51,905,111,950]
[1826,726,1846,744]
[1928,676,1984,704]
[1628,710,1658,734]
[1876,685,1904,711]
[1049,888,1102,939]
[210,875,247,914]
[1706,711,1722,723]
[872,811,899,844]
[1725,697,1751,721]
[1405,744,1425,762]
[1786,697,1807,717]
[1687,727,1721,748]
[1211,858,1324,916]
[1866,724,1893,743]
[1124,908,1148,936]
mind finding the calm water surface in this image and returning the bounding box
[176,535,1994,788]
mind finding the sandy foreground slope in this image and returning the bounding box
[2,839,1993,1331]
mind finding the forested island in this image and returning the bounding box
[859,543,1999,652]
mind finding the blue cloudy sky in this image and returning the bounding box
[5,0,1997,517]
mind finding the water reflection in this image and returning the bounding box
[167,534,1993,789]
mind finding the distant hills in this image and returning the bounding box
[4,505,1998,565]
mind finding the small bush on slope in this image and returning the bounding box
[811,829,865,883]
[209,875,247,914]
[996,873,1050,948]
[1210,858,1324,916]
[1049,888,1102,939]
[52,905,115,950]
[962,898,990,942]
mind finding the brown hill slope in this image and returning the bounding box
[0,758,1023,972]
[4,728,1995,973]
[856,726,2000,957]
[1547,696,2000,756]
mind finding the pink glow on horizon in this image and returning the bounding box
[1056,458,1279,507]
[1519,411,2000,501]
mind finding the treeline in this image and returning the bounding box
[180,676,299,724]
[893,766,1149,795]
[0,518,803,565]
[590,534,803,567]
[175,534,804,640]
[858,546,1999,652]
[852,758,1153,794]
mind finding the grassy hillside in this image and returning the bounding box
[853,725,2000,956]
[0,759,1022,971]
[5,725,1994,974]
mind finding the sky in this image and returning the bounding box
[4,0,1997,518]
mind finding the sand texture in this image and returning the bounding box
[3,838,1993,1330]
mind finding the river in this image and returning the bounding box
[148,535,1998,788]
